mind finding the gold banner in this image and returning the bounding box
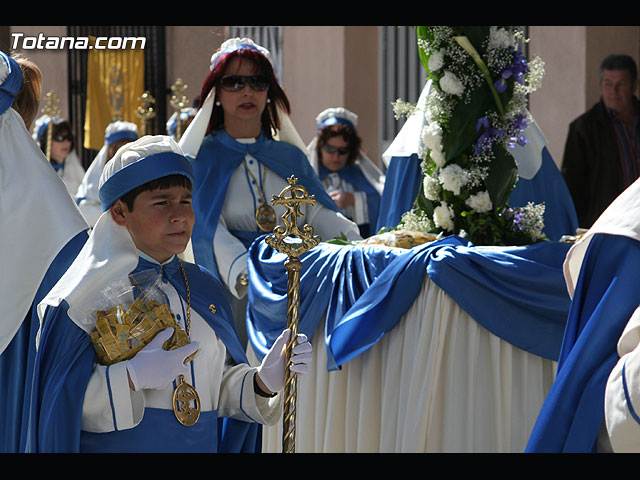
[83,37,145,150]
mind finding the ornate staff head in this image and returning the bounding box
[169,78,190,140]
[265,175,321,258]
[40,91,61,160]
[135,90,156,136]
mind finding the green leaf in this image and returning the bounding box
[416,26,433,76]
[443,86,493,162]
[484,145,517,208]
[455,26,490,57]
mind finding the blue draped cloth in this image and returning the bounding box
[247,235,572,371]
[0,230,87,453]
[526,233,640,452]
[376,148,578,242]
[376,154,422,232]
[25,256,261,453]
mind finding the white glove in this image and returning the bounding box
[256,328,313,394]
[126,328,200,391]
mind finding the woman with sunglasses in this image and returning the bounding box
[308,107,385,238]
[33,115,85,197]
[179,38,360,345]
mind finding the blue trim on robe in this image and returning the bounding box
[189,130,339,282]
[621,360,640,425]
[376,149,579,241]
[246,235,571,371]
[526,234,640,453]
[25,255,261,453]
[510,147,579,240]
[318,162,381,237]
[0,230,87,453]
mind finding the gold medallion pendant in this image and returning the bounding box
[256,203,277,232]
[173,374,201,426]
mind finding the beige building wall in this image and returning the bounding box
[8,25,69,125]
[5,25,640,172]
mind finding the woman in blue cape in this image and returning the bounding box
[178,38,360,347]
[307,107,385,238]
[25,135,312,453]
[179,38,361,302]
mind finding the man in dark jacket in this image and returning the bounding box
[562,54,640,228]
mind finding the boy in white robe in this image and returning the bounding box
[27,135,311,452]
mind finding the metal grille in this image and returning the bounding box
[66,26,166,169]
[230,26,284,84]
[379,26,427,154]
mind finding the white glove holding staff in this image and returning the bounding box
[256,328,313,394]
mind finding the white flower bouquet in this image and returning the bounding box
[394,26,547,246]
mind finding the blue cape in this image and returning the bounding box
[318,162,381,237]
[25,256,261,453]
[526,233,640,452]
[0,230,87,453]
[189,130,339,281]
[247,235,572,371]
[376,147,579,242]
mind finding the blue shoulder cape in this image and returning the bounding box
[25,255,261,453]
[189,130,339,280]
[526,233,640,452]
[318,162,381,237]
[0,230,87,453]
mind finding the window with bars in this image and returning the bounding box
[66,25,166,169]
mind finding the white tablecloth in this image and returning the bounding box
[250,273,557,453]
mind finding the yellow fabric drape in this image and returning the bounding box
[84,37,145,150]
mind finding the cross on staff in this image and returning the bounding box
[41,91,61,160]
[265,175,321,453]
[169,78,190,141]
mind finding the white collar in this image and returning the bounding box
[137,249,176,266]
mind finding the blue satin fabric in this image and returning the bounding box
[0,230,87,453]
[526,234,640,452]
[376,149,578,242]
[376,154,422,232]
[190,130,339,283]
[318,162,381,237]
[25,256,261,453]
[509,147,579,240]
[247,235,572,371]
[0,51,22,116]
[80,408,219,453]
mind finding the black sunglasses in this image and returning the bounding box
[219,75,269,92]
[53,134,73,142]
[322,144,349,155]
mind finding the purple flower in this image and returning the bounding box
[494,46,530,93]
[475,117,506,154]
[506,114,530,148]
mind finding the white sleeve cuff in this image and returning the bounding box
[81,361,143,433]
